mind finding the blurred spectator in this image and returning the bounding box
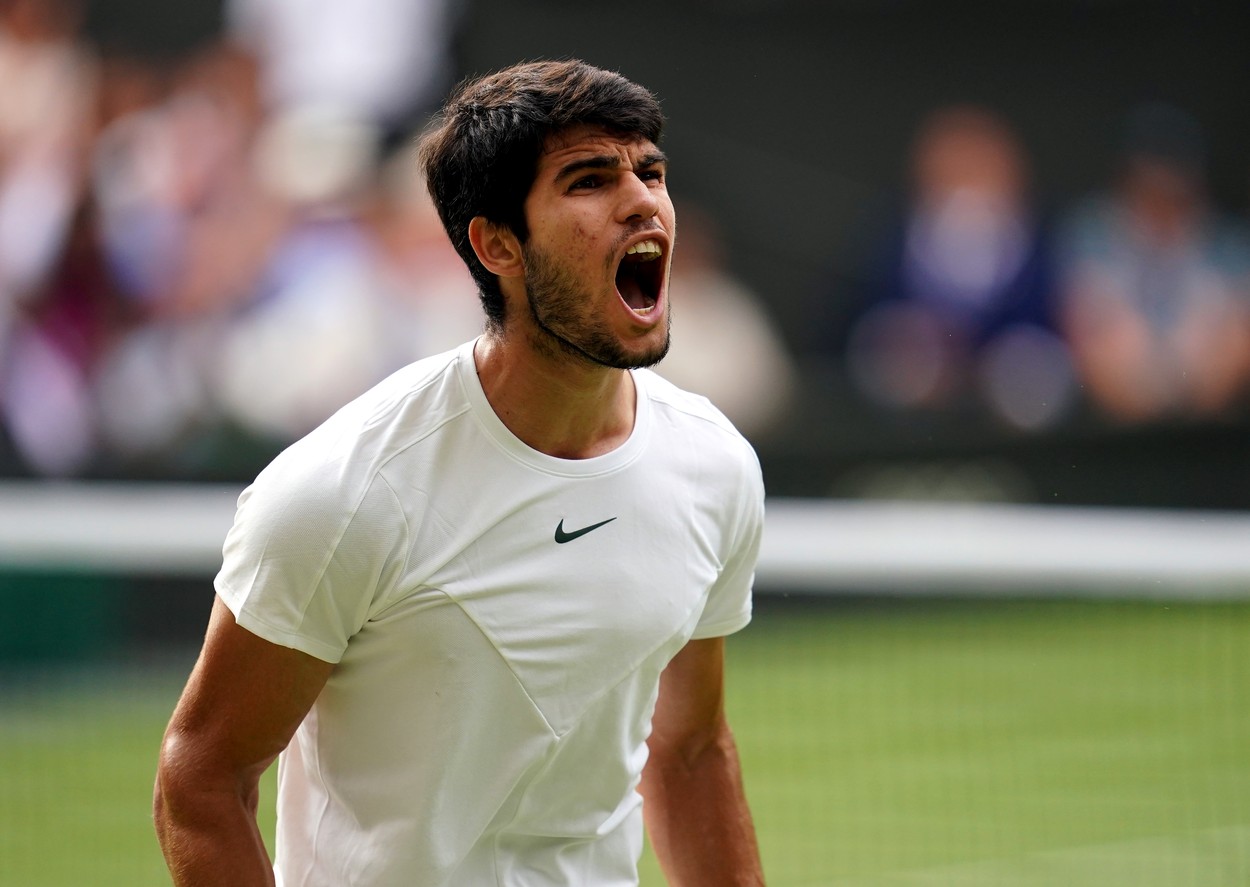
[207,103,391,439]
[360,144,483,361]
[655,201,796,439]
[89,42,290,462]
[224,0,459,145]
[203,113,476,442]
[0,0,102,475]
[836,105,1075,432]
[0,0,95,306]
[1057,103,1250,424]
[91,44,273,310]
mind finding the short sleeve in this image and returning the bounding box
[691,442,764,640]
[215,451,407,663]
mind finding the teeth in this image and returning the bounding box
[625,239,662,260]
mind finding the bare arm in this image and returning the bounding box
[154,595,335,886]
[640,636,765,886]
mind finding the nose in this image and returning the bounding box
[617,172,661,224]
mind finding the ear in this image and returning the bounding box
[468,216,524,279]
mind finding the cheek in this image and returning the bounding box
[661,203,677,232]
[532,212,596,250]
[566,223,613,272]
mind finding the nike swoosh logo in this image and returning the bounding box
[554,517,617,544]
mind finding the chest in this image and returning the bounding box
[377,455,729,732]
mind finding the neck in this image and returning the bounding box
[472,334,637,459]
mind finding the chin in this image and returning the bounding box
[621,329,671,370]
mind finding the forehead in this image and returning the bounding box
[536,125,660,172]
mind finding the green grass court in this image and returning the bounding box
[2,597,1248,886]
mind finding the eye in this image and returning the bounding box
[569,175,603,191]
[640,168,665,184]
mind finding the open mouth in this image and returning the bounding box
[615,239,665,314]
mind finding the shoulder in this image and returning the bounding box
[638,368,751,437]
[636,369,763,486]
[242,345,471,522]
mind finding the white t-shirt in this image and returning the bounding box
[215,339,764,886]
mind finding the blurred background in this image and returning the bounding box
[1,0,1248,884]
[0,0,1246,503]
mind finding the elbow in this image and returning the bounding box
[650,713,737,775]
[153,727,189,840]
[153,723,267,834]
[153,724,223,839]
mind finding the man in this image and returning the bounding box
[154,59,767,886]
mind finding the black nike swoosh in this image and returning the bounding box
[554,517,617,544]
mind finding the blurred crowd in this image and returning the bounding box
[1,0,1246,483]
[0,0,487,478]
[825,102,1250,435]
[0,0,798,480]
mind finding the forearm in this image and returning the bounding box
[154,755,275,886]
[641,720,765,886]
[153,598,332,885]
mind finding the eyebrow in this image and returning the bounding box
[554,150,669,184]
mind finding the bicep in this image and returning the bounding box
[163,595,335,781]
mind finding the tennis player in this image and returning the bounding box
[154,59,766,886]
